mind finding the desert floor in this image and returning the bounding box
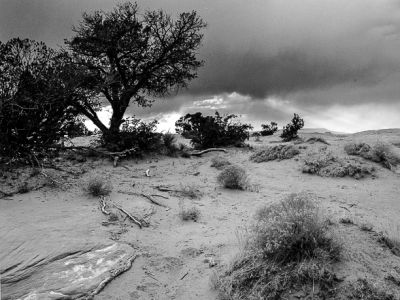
[1,129,400,299]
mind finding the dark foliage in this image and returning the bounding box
[102,117,162,152]
[280,113,305,141]
[0,38,87,158]
[175,111,253,149]
[65,2,206,142]
[260,121,278,136]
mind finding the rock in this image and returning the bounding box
[1,243,136,300]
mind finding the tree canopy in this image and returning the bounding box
[65,2,206,138]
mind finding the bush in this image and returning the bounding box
[345,279,395,299]
[213,193,341,299]
[217,165,248,190]
[250,145,300,162]
[179,184,202,199]
[302,153,375,179]
[86,176,112,197]
[175,111,253,149]
[179,206,201,222]
[0,38,84,158]
[306,137,330,145]
[344,142,400,170]
[280,113,304,141]
[102,117,162,153]
[163,132,179,156]
[260,122,278,136]
[211,156,232,169]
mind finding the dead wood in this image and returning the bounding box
[113,203,145,228]
[151,194,169,199]
[117,190,168,208]
[100,197,111,215]
[189,148,227,156]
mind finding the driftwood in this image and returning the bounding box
[145,169,150,177]
[189,148,227,157]
[113,203,145,228]
[117,190,167,207]
[100,197,111,215]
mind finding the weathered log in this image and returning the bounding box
[189,148,227,156]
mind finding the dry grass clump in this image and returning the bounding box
[179,184,202,199]
[213,193,341,299]
[302,153,375,179]
[217,165,248,190]
[179,206,200,222]
[250,144,300,162]
[345,141,400,170]
[211,156,232,169]
[86,176,112,197]
[306,136,330,145]
[345,279,395,299]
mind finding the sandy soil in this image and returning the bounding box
[1,129,400,299]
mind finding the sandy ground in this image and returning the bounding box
[1,129,400,299]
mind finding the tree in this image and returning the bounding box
[260,121,278,136]
[280,113,304,141]
[175,111,253,148]
[0,38,87,157]
[65,2,206,142]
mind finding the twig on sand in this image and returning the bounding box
[100,197,111,215]
[153,185,179,193]
[151,194,169,199]
[189,148,227,157]
[117,190,168,208]
[180,271,189,280]
[113,203,146,228]
[339,206,350,212]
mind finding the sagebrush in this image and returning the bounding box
[211,156,232,169]
[213,193,341,299]
[217,165,248,190]
[86,176,112,196]
[250,145,300,162]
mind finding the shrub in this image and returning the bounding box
[307,137,330,145]
[86,176,112,197]
[217,165,248,190]
[213,193,341,299]
[345,279,395,300]
[102,117,162,153]
[280,113,304,141]
[250,145,300,162]
[345,142,400,170]
[175,111,253,149]
[260,122,278,136]
[302,153,375,179]
[210,156,232,169]
[179,206,201,222]
[163,132,179,156]
[179,184,202,199]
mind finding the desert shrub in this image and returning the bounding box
[86,176,112,197]
[302,153,375,179]
[260,122,278,136]
[250,145,300,162]
[179,206,201,221]
[102,117,162,153]
[345,279,395,299]
[345,142,400,170]
[175,111,253,149]
[0,38,85,158]
[280,113,304,141]
[213,193,341,299]
[179,184,202,199]
[307,137,330,145]
[217,165,248,190]
[360,223,373,232]
[211,156,232,169]
[162,132,179,156]
[17,182,31,194]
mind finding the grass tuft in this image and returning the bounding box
[211,156,232,170]
[86,176,112,197]
[217,165,248,190]
[179,206,201,222]
[250,144,300,162]
[213,193,341,299]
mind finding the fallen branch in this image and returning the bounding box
[113,203,144,228]
[118,190,168,208]
[145,169,150,177]
[189,148,227,157]
[100,197,111,215]
[151,194,169,199]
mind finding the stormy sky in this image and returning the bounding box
[1,0,400,132]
